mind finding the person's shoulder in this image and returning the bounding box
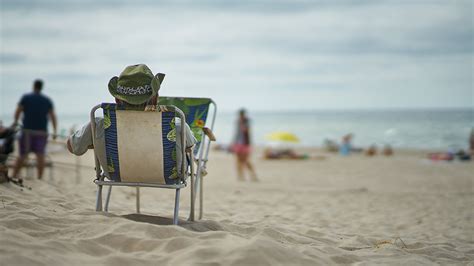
[21,92,34,99]
[19,92,33,103]
[39,93,52,101]
[38,93,53,105]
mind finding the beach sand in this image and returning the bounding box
[1,144,473,265]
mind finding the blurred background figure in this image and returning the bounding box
[264,131,308,160]
[365,144,377,157]
[383,144,394,156]
[470,128,474,156]
[232,109,258,182]
[264,148,309,160]
[11,80,57,182]
[323,139,339,153]
[339,133,353,156]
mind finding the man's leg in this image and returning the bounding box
[11,155,27,180]
[12,133,28,180]
[245,158,258,182]
[36,153,45,179]
[236,154,245,181]
[32,133,48,180]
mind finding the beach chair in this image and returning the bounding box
[90,103,195,225]
[158,97,217,220]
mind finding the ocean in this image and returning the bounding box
[215,109,473,150]
[2,108,471,150]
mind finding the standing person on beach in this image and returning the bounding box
[11,79,57,182]
[232,109,258,181]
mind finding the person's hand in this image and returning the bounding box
[203,127,216,141]
[145,105,157,111]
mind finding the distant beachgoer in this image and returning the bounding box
[428,152,454,161]
[469,128,474,155]
[383,144,393,156]
[365,144,377,156]
[11,80,57,182]
[455,150,471,161]
[323,139,339,152]
[339,133,353,156]
[264,147,309,160]
[67,64,196,178]
[232,109,258,181]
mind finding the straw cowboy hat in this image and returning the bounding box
[108,64,165,105]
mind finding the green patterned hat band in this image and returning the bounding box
[108,64,165,105]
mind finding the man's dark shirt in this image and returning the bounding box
[19,92,53,131]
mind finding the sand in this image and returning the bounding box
[1,144,473,265]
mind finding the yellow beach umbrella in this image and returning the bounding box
[265,131,300,143]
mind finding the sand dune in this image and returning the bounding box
[1,147,473,265]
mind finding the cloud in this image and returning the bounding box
[0,52,27,63]
[0,0,472,116]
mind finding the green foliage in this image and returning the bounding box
[103,110,111,129]
[169,167,178,179]
[167,129,176,142]
[107,157,115,173]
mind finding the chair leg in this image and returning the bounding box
[173,188,180,225]
[136,187,140,213]
[104,186,112,212]
[189,170,195,222]
[95,185,103,211]
[199,176,203,220]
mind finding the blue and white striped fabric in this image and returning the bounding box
[101,103,178,185]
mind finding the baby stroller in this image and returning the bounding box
[0,126,16,183]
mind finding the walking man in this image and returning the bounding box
[11,79,57,182]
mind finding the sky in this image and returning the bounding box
[0,0,473,117]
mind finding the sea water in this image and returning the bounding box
[1,108,472,150]
[214,109,473,150]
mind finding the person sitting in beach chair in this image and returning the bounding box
[67,64,196,179]
[67,64,197,224]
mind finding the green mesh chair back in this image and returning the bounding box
[159,97,214,156]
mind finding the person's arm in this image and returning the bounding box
[13,105,23,126]
[49,109,58,140]
[67,122,93,155]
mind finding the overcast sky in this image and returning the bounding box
[1,0,472,116]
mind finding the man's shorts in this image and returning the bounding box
[19,132,48,155]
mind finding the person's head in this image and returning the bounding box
[342,133,353,143]
[239,108,246,118]
[33,79,43,93]
[108,64,165,109]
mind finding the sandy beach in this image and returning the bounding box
[0,144,473,265]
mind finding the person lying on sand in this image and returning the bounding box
[263,147,329,160]
[66,64,197,177]
[264,147,309,160]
